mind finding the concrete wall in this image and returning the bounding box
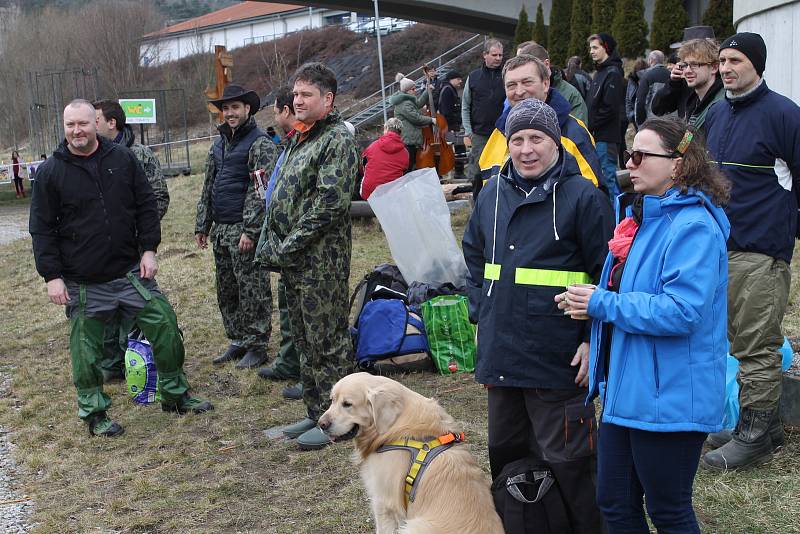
[734,0,800,102]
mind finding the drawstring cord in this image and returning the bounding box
[552,181,560,241]
[487,176,501,297]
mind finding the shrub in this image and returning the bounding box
[702,0,735,41]
[548,0,572,66]
[513,5,533,49]
[592,0,615,34]
[533,3,548,46]
[612,0,649,58]
[650,0,688,54]
[568,0,593,69]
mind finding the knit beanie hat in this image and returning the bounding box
[505,98,561,146]
[596,32,617,54]
[395,72,415,92]
[720,32,767,76]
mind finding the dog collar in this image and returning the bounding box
[376,432,465,507]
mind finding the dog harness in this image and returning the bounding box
[376,432,465,507]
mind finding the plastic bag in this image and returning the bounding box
[421,295,476,374]
[125,335,161,405]
[368,167,468,286]
[722,337,793,429]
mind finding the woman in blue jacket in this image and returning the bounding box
[558,116,730,533]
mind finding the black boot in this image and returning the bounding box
[701,408,775,471]
[707,412,785,451]
[212,344,247,365]
[235,349,268,369]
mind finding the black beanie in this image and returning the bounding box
[597,32,617,54]
[720,32,767,76]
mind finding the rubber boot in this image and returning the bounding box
[701,408,775,471]
[707,412,785,451]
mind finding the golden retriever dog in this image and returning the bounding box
[318,372,503,534]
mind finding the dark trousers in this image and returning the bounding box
[488,386,604,533]
[405,144,417,172]
[597,422,706,534]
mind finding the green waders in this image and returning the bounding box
[69,273,190,420]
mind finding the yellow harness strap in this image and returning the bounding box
[377,432,465,507]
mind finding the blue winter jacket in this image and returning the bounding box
[705,81,800,263]
[586,188,730,433]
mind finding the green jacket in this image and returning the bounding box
[195,116,279,240]
[553,70,588,124]
[257,110,359,280]
[390,90,434,147]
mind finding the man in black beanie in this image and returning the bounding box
[702,32,800,471]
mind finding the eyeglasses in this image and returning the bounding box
[678,61,714,70]
[623,150,675,166]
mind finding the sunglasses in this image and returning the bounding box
[623,150,676,166]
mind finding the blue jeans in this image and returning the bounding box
[597,422,706,534]
[596,141,620,201]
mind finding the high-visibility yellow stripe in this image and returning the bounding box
[571,115,596,146]
[561,135,599,186]
[515,268,591,287]
[484,263,501,280]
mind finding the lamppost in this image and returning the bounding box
[373,0,388,123]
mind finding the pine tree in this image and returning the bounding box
[533,3,547,46]
[702,0,735,41]
[568,0,592,68]
[548,0,572,66]
[514,5,533,49]
[591,0,615,34]
[612,0,648,58]
[650,0,688,53]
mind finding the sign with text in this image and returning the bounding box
[119,99,157,124]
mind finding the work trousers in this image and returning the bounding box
[269,277,300,379]
[467,132,490,198]
[487,386,604,534]
[728,251,790,409]
[65,271,190,419]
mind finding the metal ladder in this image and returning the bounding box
[343,34,485,129]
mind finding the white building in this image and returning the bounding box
[140,2,354,66]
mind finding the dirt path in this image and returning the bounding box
[0,206,29,246]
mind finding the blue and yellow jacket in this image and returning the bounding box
[478,88,602,188]
[462,153,612,389]
[705,80,800,263]
[587,188,730,433]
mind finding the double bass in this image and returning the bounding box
[415,65,456,176]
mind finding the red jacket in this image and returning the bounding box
[360,131,409,200]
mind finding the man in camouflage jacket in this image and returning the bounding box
[196,85,279,369]
[93,99,171,381]
[257,62,359,450]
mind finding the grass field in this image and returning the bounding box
[0,172,798,533]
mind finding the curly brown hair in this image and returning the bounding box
[639,116,730,205]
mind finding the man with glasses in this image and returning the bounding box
[700,33,800,471]
[651,38,724,132]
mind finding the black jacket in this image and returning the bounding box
[467,64,505,136]
[635,64,670,127]
[587,54,625,143]
[29,137,159,283]
[438,81,462,131]
[651,75,725,132]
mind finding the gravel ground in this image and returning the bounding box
[0,371,34,532]
[0,205,29,246]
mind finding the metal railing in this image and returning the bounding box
[342,34,484,128]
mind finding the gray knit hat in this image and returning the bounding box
[505,98,561,146]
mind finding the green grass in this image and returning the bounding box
[0,168,798,533]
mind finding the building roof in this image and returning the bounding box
[145,1,303,38]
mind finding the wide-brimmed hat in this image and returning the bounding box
[670,26,716,49]
[208,84,261,115]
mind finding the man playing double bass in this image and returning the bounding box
[389,74,436,172]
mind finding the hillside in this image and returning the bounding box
[14,0,239,22]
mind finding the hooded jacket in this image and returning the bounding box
[552,69,588,123]
[257,110,359,281]
[360,131,409,200]
[463,64,506,137]
[587,188,730,433]
[29,137,159,284]
[651,74,725,132]
[704,81,800,262]
[587,54,625,143]
[462,152,612,389]
[389,90,433,147]
[115,124,169,219]
[478,88,602,188]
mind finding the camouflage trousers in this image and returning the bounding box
[282,273,353,420]
[211,223,272,350]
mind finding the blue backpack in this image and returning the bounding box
[354,299,432,374]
